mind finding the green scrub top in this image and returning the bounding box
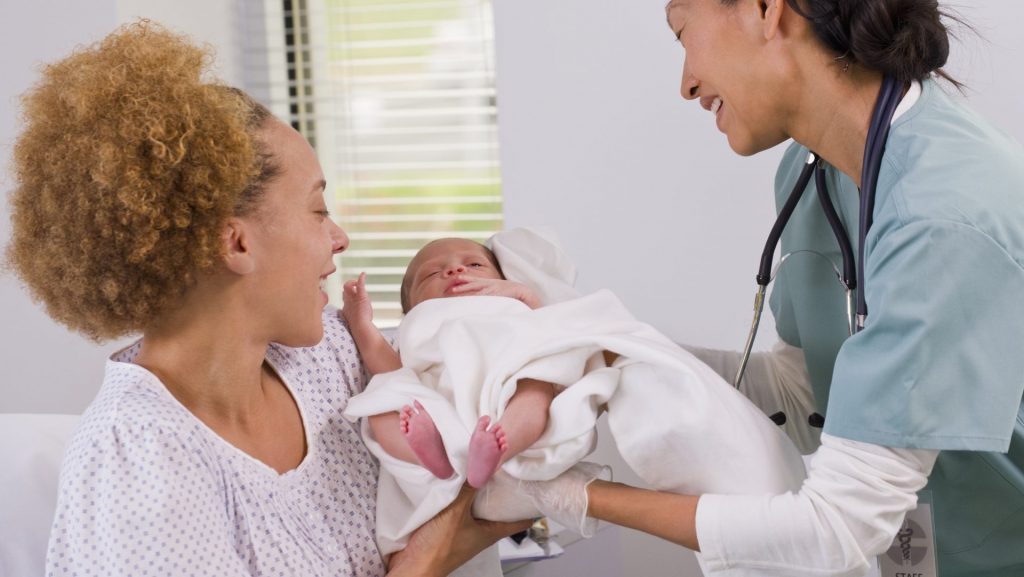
[769,79,1024,576]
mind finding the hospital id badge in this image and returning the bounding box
[878,491,937,577]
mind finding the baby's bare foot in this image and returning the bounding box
[467,416,508,488]
[400,401,454,479]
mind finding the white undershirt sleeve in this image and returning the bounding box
[695,433,938,577]
[684,341,821,453]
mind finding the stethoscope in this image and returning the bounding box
[734,75,905,428]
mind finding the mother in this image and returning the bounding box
[550,1,1024,576]
[6,22,526,576]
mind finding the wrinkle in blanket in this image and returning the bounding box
[342,290,806,559]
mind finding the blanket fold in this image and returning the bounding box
[342,289,806,557]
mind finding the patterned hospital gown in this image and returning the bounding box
[46,308,386,577]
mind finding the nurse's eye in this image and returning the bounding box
[672,23,686,46]
[315,209,331,219]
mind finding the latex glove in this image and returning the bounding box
[516,462,611,538]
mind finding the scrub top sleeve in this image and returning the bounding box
[824,219,1024,451]
[46,421,251,577]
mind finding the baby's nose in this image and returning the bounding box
[445,264,466,276]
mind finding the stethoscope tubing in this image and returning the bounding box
[814,162,856,290]
[734,76,905,413]
[755,153,818,287]
[856,74,903,329]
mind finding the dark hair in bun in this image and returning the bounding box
[785,0,960,85]
[717,0,964,86]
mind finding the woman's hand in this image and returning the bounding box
[386,484,532,577]
[341,272,374,328]
[449,278,542,309]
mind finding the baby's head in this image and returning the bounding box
[400,238,504,313]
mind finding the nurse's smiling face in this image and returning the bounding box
[667,0,793,156]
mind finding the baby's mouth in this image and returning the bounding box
[446,278,468,293]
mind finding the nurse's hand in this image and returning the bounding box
[517,461,610,538]
[386,484,532,577]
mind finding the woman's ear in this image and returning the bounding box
[761,0,784,40]
[222,218,256,275]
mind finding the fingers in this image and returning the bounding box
[479,517,534,540]
[343,272,370,302]
[450,279,536,307]
[441,483,532,569]
[450,277,501,295]
[449,482,478,515]
[452,486,533,539]
[347,272,366,295]
[448,279,483,294]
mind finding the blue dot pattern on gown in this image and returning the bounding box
[45,308,386,577]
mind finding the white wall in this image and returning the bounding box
[114,0,245,86]
[0,1,119,415]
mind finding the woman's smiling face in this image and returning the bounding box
[241,120,349,346]
[667,0,792,156]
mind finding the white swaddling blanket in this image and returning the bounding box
[342,228,806,559]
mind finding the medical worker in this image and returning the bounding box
[531,1,1024,575]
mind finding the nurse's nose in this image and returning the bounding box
[681,60,699,100]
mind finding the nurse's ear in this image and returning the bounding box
[221,217,256,275]
[760,0,785,41]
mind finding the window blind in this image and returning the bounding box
[253,0,504,328]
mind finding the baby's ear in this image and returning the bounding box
[221,217,256,275]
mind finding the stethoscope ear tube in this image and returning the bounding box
[756,153,818,286]
[856,75,903,330]
[738,154,818,387]
[815,162,857,289]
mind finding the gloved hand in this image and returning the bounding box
[516,462,611,538]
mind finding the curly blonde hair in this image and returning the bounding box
[6,21,277,341]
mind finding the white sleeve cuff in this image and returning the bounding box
[695,434,938,577]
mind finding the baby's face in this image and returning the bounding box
[405,238,503,310]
